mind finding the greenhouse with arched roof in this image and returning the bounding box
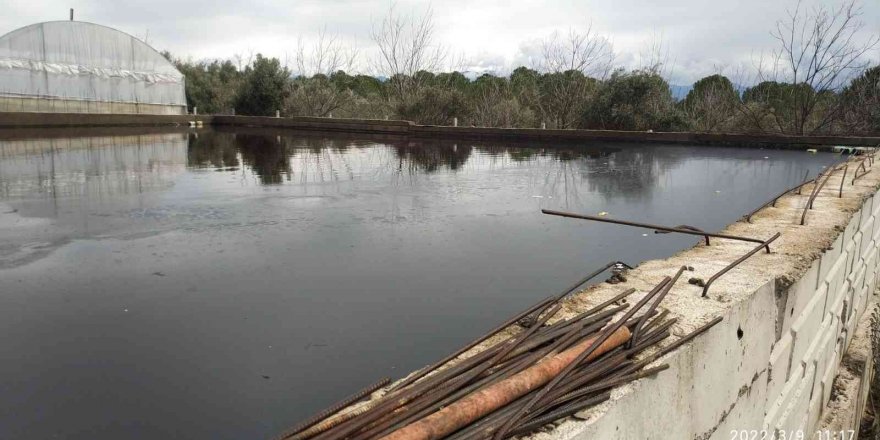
[0,20,186,114]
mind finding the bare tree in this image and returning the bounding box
[295,27,358,77]
[637,31,677,80]
[540,26,615,78]
[370,3,448,103]
[284,28,360,117]
[535,25,615,129]
[760,0,878,134]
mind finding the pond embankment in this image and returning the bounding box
[1,112,878,149]
[299,153,880,439]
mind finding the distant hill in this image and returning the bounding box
[670,84,693,101]
[670,83,749,101]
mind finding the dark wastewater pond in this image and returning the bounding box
[0,129,839,439]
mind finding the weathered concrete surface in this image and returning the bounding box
[524,157,880,439]
[361,154,880,439]
[2,112,880,147]
[815,303,874,435]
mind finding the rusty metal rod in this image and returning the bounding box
[702,232,780,298]
[808,166,835,209]
[630,266,686,345]
[332,301,563,440]
[795,169,811,195]
[853,159,870,183]
[639,309,670,336]
[277,377,391,440]
[288,401,377,440]
[450,335,669,440]
[520,261,633,328]
[506,392,612,438]
[535,351,631,410]
[380,327,631,440]
[745,170,812,222]
[362,317,610,440]
[541,364,670,414]
[654,224,705,234]
[801,168,835,224]
[491,275,671,439]
[389,295,555,392]
[542,209,770,248]
[457,350,630,440]
[620,316,724,377]
[839,164,848,198]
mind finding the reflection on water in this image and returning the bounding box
[0,129,840,440]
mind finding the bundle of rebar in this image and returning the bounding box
[277,265,723,440]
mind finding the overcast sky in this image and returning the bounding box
[2,0,878,85]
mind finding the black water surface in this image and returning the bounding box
[0,129,839,439]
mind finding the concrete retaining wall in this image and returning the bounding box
[534,163,880,440]
[1,112,879,148]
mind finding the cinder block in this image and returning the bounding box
[821,347,841,407]
[844,212,859,246]
[819,235,844,282]
[861,214,875,242]
[767,332,793,404]
[790,287,828,381]
[861,201,873,227]
[781,260,821,335]
[825,279,848,320]
[765,363,805,429]
[800,316,831,372]
[807,381,824,433]
[824,255,848,305]
[861,236,875,261]
[845,237,859,276]
[813,320,837,383]
[774,364,816,435]
[853,270,869,323]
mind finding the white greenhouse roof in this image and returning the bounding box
[0,21,186,107]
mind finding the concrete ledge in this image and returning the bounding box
[2,112,880,148]
[366,152,880,440]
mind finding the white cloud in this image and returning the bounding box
[1,0,877,85]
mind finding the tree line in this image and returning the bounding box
[166,0,879,136]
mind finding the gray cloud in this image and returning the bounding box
[1,0,877,85]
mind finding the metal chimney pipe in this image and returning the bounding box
[70,8,74,21]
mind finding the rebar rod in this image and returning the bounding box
[542,209,770,248]
[329,301,563,440]
[363,317,609,439]
[520,262,633,328]
[506,393,612,438]
[702,232,780,298]
[276,377,391,440]
[745,170,812,222]
[795,169,811,195]
[639,309,670,336]
[492,275,671,439]
[543,364,670,410]
[389,295,554,392]
[621,316,724,376]
[630,266,686,345]
[839,164,848,198]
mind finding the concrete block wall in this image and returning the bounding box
[549,191,880,440]
[1,112,878,148]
